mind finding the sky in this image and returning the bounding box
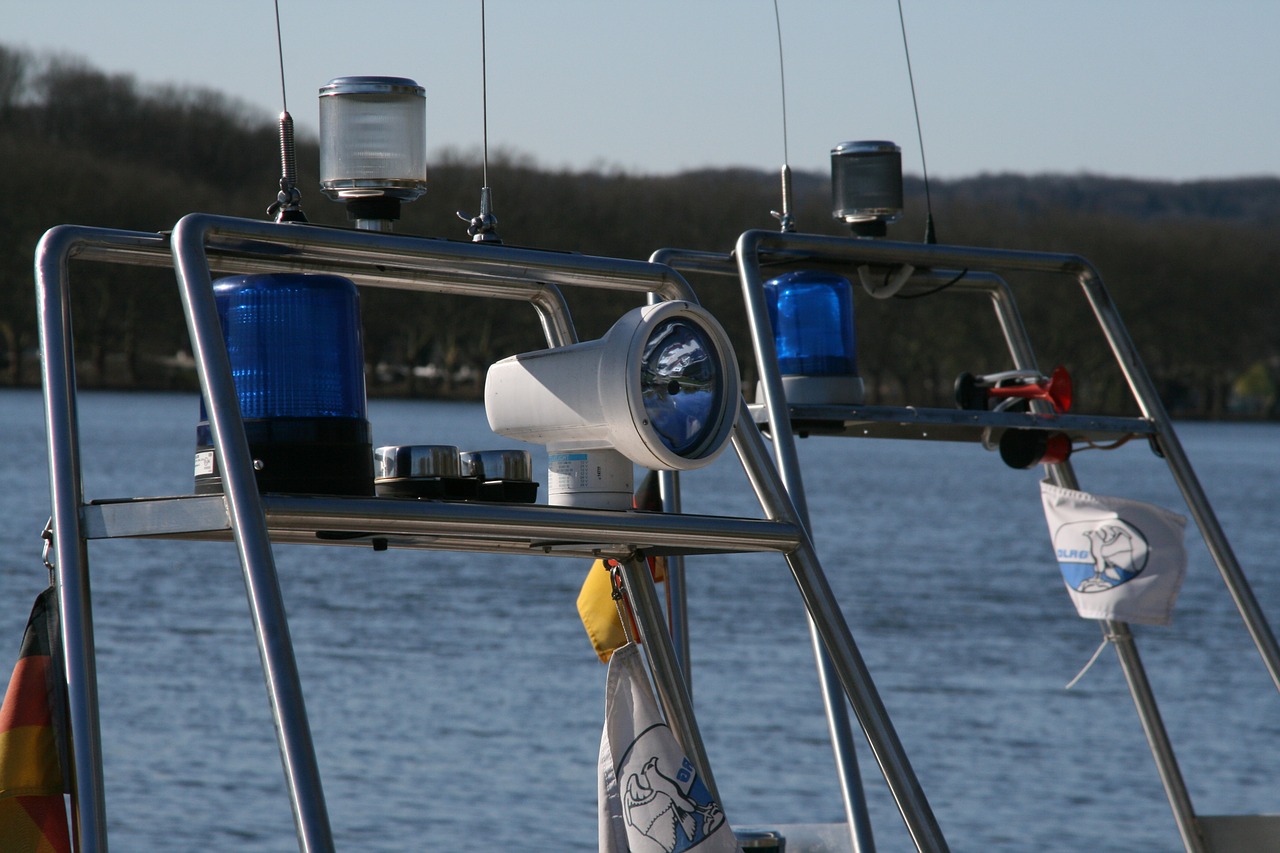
[6,1,1280,183]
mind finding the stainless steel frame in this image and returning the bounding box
[36,217,950,852]
[40,214,1272,853]
[654,229,1280,853]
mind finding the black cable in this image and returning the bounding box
[896,268,968,299]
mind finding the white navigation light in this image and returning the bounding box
[831,140,903,237]
[319,76,427,228]
[484,301,739,509]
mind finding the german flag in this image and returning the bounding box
[0,586,71,853]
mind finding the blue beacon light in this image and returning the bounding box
[763,270,865,406]
[194,273,374,496]
[757,140,905,407]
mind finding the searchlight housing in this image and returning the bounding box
[484,301,739,509]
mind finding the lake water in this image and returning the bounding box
[1,388,1277,852]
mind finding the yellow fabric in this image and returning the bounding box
[648,555,668,584]
[0,726,63,798]
[577,560,629,663]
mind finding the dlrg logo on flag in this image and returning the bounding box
[1040,480,1188,626]
[598,644,736,853]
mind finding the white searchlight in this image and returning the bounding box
[485,301,740,510]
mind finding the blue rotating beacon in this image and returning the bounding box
[194,272,373,496]
[763,271,864,406]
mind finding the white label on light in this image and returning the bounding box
[548,453,590,490]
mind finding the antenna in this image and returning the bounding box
[269,0,306,222]
[458,0,501,243]
[897,0,934,243]
[768,0,796,233]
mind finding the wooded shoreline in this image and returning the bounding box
[3,45,1278,418]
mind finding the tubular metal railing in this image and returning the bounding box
[42,215,1272,853]
[655,229,1280,853]
[36,217,951,853]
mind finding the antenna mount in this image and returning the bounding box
[456,0,502,243]
[770,165,796,233]
[458,186,501,243]
[269,110,307,223]
[767,0,796,232]
[268,1,306,222]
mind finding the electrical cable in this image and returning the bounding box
[895,268,968,299]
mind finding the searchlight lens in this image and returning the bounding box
[765,271,858,377]
[640,317,722,454]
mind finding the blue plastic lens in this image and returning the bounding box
[640,318,722,455]
[764,271,858,376]
[209,273,367,419]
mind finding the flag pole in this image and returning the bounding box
[615,556,722,804]
[1045,460,1206,853]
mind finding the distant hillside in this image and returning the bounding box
[924,173,1280,227]
[2,44,1277,417]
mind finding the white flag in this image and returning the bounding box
[599,643,738,853]
[1040,480,1188,626]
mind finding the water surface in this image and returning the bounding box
[1,389,1276,851]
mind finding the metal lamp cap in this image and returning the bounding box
[319,76,425,98]
[459,449,533,482]
[831,140,899,156]
[374,445,461,479]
